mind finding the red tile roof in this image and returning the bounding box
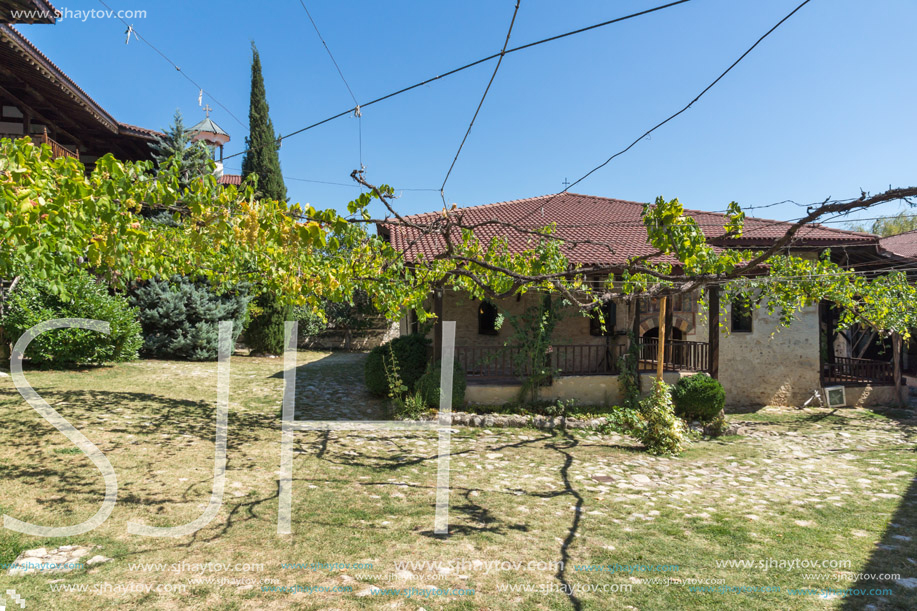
[384,192,878,266]
[880,229,917,259]
[218,173,242,186]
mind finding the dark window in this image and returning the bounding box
[589,301,617,336]
[478,301,499,335]
[731,296,753,333]
[409,310,420,335]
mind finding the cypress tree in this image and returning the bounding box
[246,293,293,356]
[240,42,287,202]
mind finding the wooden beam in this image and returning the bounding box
[656,296,667,383]
[708,288,720,379]
[632,297,641,338]
[0,81,82,147]
[664,298,674,363]
[432,287,444,362]
[893,332,904,408]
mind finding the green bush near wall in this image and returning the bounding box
[364,334,430,397]
[671,373,726,423]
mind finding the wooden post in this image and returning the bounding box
[664,298,674,366]
[893,332,904,408]
[631,297,641,338]
[432,287,444,363]
[708,287,720,379]
[656,296,667,383]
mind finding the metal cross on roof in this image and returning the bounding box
[202,104,212,118]
[562,177,571,189]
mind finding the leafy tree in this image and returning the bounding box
[149,110,212,189]
[240,43,287,202]
[847,208,917,236]
[130,276,250,361]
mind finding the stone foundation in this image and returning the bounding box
[465,372,684,406]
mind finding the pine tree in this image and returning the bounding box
[131,276,251,361]
[241,42,287,202]
[149,110,211,187]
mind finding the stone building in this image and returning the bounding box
[383,193,911,408]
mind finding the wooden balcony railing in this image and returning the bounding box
[456,344,625,380]
[454,345,525,380]
[41,129,79,160]
[637,339,709,373]
[822,357,895,386]
[0,132,79,160]
[553,344,627,376]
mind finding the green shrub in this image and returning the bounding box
[364,334,430,397]
[598,405,645,435]
[638,380,687,456]
[130,276,250,361]
[390,391,428,420]
[3,271,142,366]
[415,362,467,408]
[671,373,726,423]
[246,293,293,355]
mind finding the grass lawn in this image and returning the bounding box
[0,351,915,610]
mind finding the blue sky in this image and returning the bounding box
[17,0,917,227]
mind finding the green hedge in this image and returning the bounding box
[416,362,467,408]
[3,271,142,367]
[364,334,430,397]
[671,373,726,423]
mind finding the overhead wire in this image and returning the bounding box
[440,0,521,206]
[221,0,693,162]
[505,0,816,229]
[96,0,246,129]
[296,0,363,168]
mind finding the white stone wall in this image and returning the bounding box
[688,300,822,408]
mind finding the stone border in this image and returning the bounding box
[447,411,609,430]
[420,411,741,436]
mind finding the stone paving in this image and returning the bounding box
[292,352,386,421]
[7,546,110,577]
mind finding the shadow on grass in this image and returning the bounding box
[306,426,587,610]
[546,431,584,611]
[0,387,277,534]
[841,469,917,611]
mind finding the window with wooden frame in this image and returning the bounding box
[478,301,499,335]
[731,295,753,333]
[589,300,617,336]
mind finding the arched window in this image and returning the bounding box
[478,301,499,335]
